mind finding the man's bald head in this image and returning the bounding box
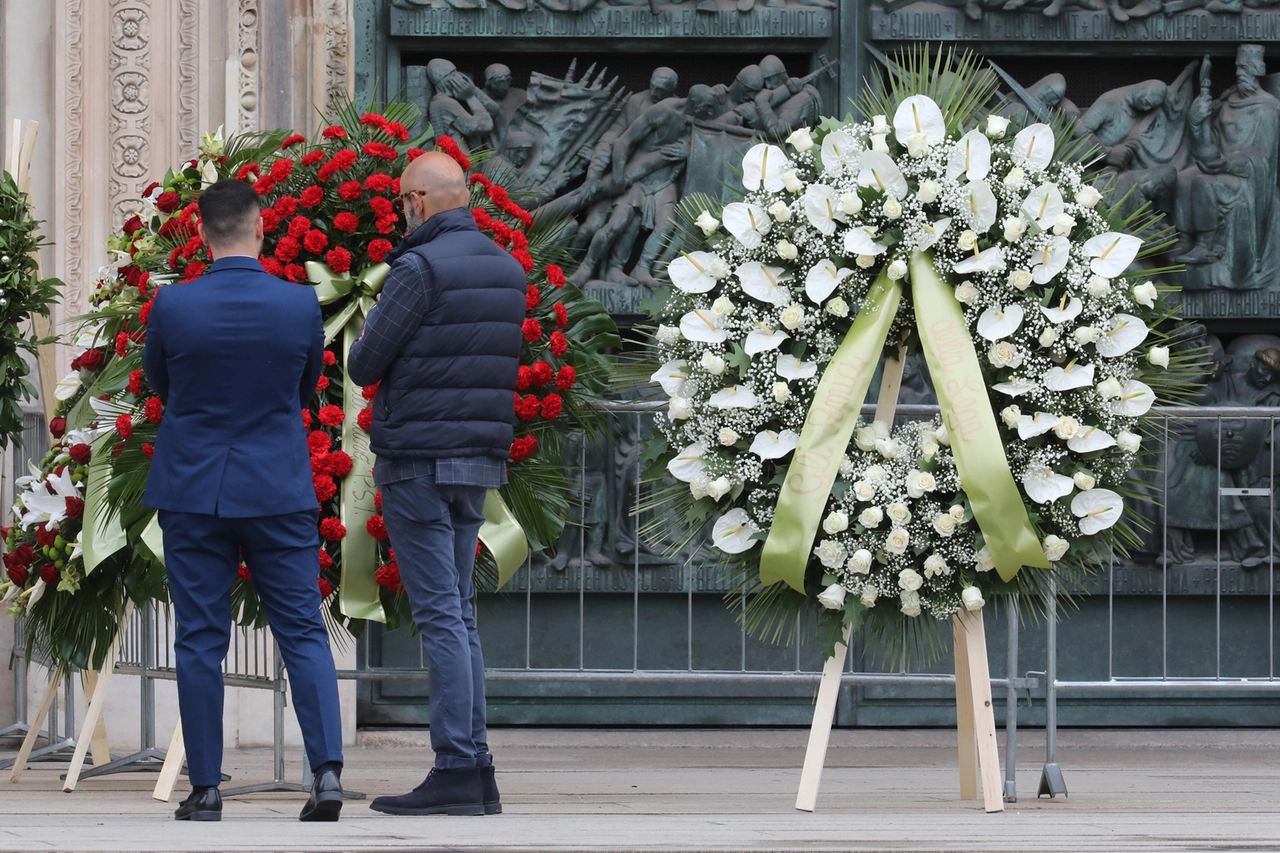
[400,151,471,231]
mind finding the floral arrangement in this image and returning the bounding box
[644,51,1194,653]
[6,101,617,668]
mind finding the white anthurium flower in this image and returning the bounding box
[962,181,999,233]
[820,129,861,174]
[946,129,992,182]
[749,429,800,460]
[722,202,772,249]
[69,530,83,563]
[857,151,909,200]
[804,259,854,304]
[953,245,1007,274]
[916,217,952,252]
[776,354,817,381]
[802,183,847,237]
[712,508,759,554]
[1040,296,1084,325]
[1032,236,1072,284]
[679,310,728,344]
[666,443,708,483]
[708,385,759,410]
[1023,465,1075,504]
[993,377,1039,397]
[1042,361,1095,391]
[73,321,107,351]
[976,304,1025,341]
[1095,314,1149,358]
[736,262,792,307]
[668,252,722,294]
[1017,412,1062,440]
[650,361,691,397]
[844,225,889,257]
[741,143,789,193]
[745,326,790,356]
[1012,123,1055,171]
[893,94,946,147]
[1071,488,1125,535]
[1021,182,1065,230]
[55,371,82,401]
[25,578,48,609]
[200,159,219,187]
[1083,231,1143,278]
[1108,379,1155,416]
[1067,425,1117,453]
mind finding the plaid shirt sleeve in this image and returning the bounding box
[346,253,431,388]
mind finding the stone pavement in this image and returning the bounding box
[3,728,1280,852]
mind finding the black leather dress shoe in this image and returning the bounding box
[299,768,344,822]
[174,787,222,821]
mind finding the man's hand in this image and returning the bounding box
[660,143,687,162]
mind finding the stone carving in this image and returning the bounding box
[56,0,87,319]
[321,0,353,109]
[232,0,260,135]
[425,59,495,152]
[177,0,201,156]
[109,2,152,228]
[877,0,1277,20]
[392,0,834,12]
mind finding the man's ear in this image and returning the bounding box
[254,213,265,242]
[197,220,208,247]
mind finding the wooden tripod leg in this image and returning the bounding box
[79,671,111,767]
[62,645,119,792]
[9,665,63,783]
[957,608,1005,813]
[953,614,979,800]
[153,723,185,802]
[795,624,850,812]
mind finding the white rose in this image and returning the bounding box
[887,501,911,525]
[718,427,740,446]
[858,506,883,528]
[1003,166,1026,189]
[865,464,887,482]
[898,567,923,590]
[885,527,911,555]
[883,197,903,220]
[934,424,950,446]
[1054,416,1079,440]
[870,132,890,154]
[1052,213,1076,236]
[775,240,799,261]
[773,381,791,403]
[848,549,873,574]
[1001,405,1021,428]
[1043,534,1069,561]
[814,539,847,569]
[1002,217,1027,243]
[933,512,957,537]
[705,476,732,501]
[871,114,890,134]
[711,296,735,317]
[1087,275,1112,298]
[988,341,1022,368]
[1132,281,1158,308]
[768,200,792,222]
[782,170,804,193]
[954,280,978,305]
[708,257,730,280]
[873,418,890,437]
[817,583,846,610]
[823,511,849,535]
[840,192,863,215]
[689,477,709,500]
[924,553,950,578]
[656,325,680,345]
[958,229,979,251]
[826,297,849,317]
[976,546,995,572]
[839,458,857,478]
[780,304,805,330]
[919,437,939,462]
[906,469,937,498]
[949,504,966,521]
[1117,430,1142,453]
[986,114,1010,138]
[887,259,908,281]
[861,585,879,607]
[1075,185,1102,209]
[1096,376,1123,399]
[918,180,941,204]
[695,210,720,236]
[786,126,815,152]
[669,396,691,420]
[700,351,726,375]
[1009,268,1033,291]
[900,590,922,618]
[1148,346,1170,368]
[1073,325,1100,346]
[1073,471,1096,491]
[961,586,986,612]
[906,133,930,158]
[875,437,904,460]
[854,426,878,451]
[856,254,876,269]
[853,480,876,502]
[1039,327,1059,348]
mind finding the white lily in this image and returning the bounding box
[1108,379,1155,416]
[820,129,861,175]
[749,429,800,460]
[893,95,946,147]
[722,203,772,250]
[1095,314,1149,358]
[857,151,908,200]
[679,310,728,344]
[741,143,789,193]
[668,252,722,294]
[708,385,759,409]
[667,443,708,483]
[953,245,1007,274]
[745,326,790,356]
[1040,296,1083,324]
[1032,236,1071,284]
[776,354,817,381]
[1023,465,1075,504]
[55,371,82,402]
[1017,412,1062,440]
[1012,123,1055,171]
[736,262,792,307]
[976,304,1025,341]
[1042,361,1095,391]
[916,217,952,252]
[786,127,815,153]
[804,259,854,304]
[69,530,83,563]
[801,183,846,237]
[844,226,889,257]
[962,181,999,233]
[1071,488,1124,534]
[712,508,759,554]
[1021,182,1065,230]
[945,129,992,182]
[1083,232,1142,278]
[20,467,80,529]
[993,377,1039,397]
[1067,425,1116,453]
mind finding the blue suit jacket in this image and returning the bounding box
[141,256,324,517]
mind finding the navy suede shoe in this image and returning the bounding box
[481,764,502,815]
[370,767,484,816]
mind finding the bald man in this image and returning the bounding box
[348,153,526,817]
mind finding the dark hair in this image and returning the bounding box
[197,179,260,245]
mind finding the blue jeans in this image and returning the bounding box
[381,477,491,770]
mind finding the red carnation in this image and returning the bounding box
[407,147,425,161]
[39,564,59,586]
[236,163,260,182]
[540,393,563,420]
[318,578,333,598]
[301,150,326,167]
[323,350,337,367]
[238,564,252,581]
[360,112,389,130]
[285,264,306,283]
[362,382,380,401]
[515,394,540,422]
[375,564,401,593]
[137,271,151,298]
[318,548,333,570]
[318,162,339,182]
[156,191,181,213]
[386,121,410,142]
[332,149,358,169]
[556,365,577,391]
[183,261,206,282]
[365,173,393,193]
[435,136,470,170]
[274,236,301,263]
[123,215,144,236]
[287,216,311,239]
[510,231,529,251]
[316,375,330,392]
[375,214,398,235]
[471,208,492,229]
[115,332,130,357]
[338,180,363,201]
[116,413,134,439]
[526,285,541,311]
[64,496,84,520]
[299,186,324,208]
[302,409,312,428]
[261,209,281,233]
[326,451,352,478]
[549,331,569,357]
[487,185,509,205]
[314,475,337,503]
[319,517,347,541]
[261,257,285,277]
[142,443,154,459]
[325,247,351,273]
[357,407,373,431]
[369,196,393,217]
[322,125,347,139]
[531,361,554,386]
[516,365,533,391]
[270,159,295,182]
[470,173,492,188]
[307,430,332,455]
[374,492,383,512]
[363,141,399,160]
[509,434,538,463]
[522,318,542,342]
[128,369,144,396]
[145,397,164,423]
[254,176,277,196]
[333,212,359,233]
[318,404,345,427]
[512,249,535,274]
[554,304,568,328]
[139,299,156,325]
[304,229,328,254]
[274,196,299,218]
[368,239,393,263]
[68,443,92,465]
[366,515,389,541]
[282,134,306,149]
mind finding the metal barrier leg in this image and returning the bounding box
[0,623,43,742]
[1004,597,1019,803]
[1038,577,1067,798]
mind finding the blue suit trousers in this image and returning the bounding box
[161,510,344,787]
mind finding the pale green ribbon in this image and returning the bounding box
[481,489,529,589]
[759,252,1049,593]
[81,435,127,573]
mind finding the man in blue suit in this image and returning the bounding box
[143,179,344,822]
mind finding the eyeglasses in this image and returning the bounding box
[394,189,423,212]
